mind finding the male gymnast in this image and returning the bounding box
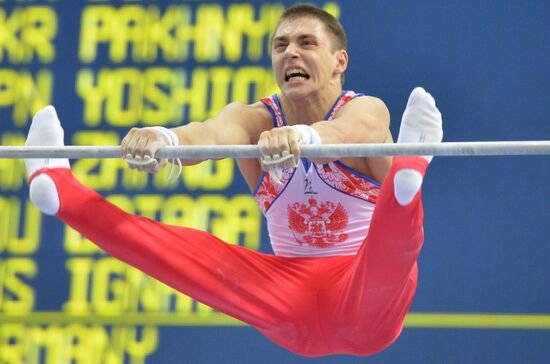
[25,4,443,357]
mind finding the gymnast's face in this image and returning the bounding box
[271,16,348,99]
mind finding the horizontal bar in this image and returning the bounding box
[1,141,550,159]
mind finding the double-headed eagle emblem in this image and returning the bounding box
[288,198,349,247]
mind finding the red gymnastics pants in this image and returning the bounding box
[31,156,427,357]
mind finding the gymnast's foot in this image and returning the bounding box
[394,87,443,206]
[24,106,70,215]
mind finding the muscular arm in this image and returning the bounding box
[121,102,272,167]
[311,96,392,181]
[171,102,269,165]
[310,96,391,157]
[257,95,392,183]
[174,103,257,145]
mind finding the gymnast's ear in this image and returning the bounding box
[335,49,348,74]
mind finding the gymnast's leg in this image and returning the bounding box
[24,107,318,352]
[330,88,443,355]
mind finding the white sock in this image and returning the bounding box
[396,87,443,162]
[25,105,69,215]
[394,87,443,206]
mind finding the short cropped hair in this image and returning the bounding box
[274,4,347,52]
[273,4,347,84]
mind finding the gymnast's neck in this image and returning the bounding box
[277,85,343,125]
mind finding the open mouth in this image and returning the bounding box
[285,68,310,82]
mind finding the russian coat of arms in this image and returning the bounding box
[287,198,349,247]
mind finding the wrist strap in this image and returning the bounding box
[146,126,182,182]
[291,124,322,145]
[148,126,179,146]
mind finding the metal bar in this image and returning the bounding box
[1,141,550,159]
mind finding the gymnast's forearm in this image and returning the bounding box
[170,108,255,166]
